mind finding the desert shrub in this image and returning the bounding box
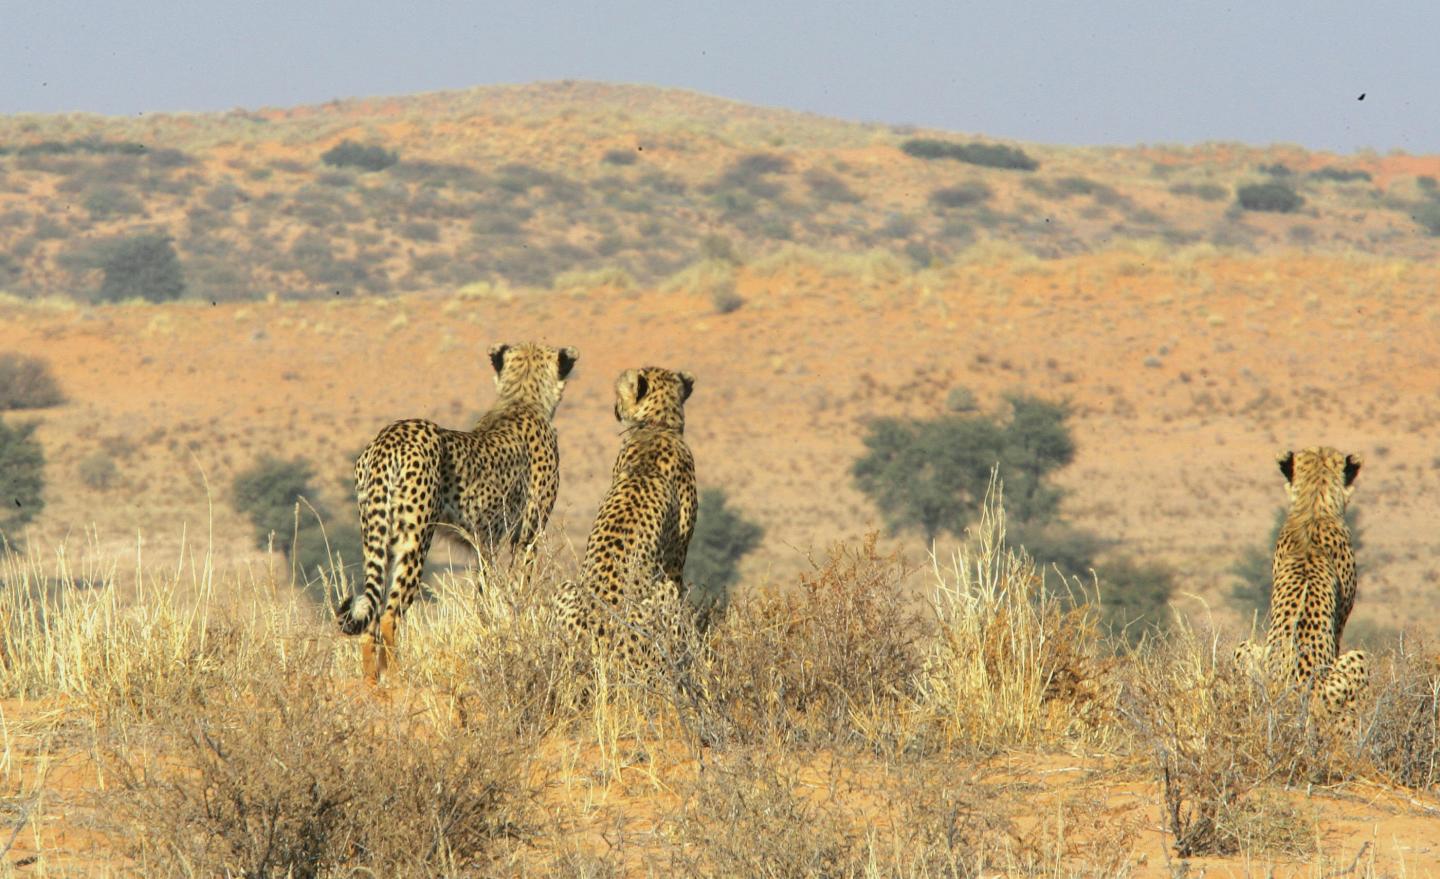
[398,219,440,242]
[1360,641,1440,790]
[78,450,118,490]
[230,456,360,591]
[1169,181,1229,201]
[684,488,763,613]
[0,353,64,410]
[1258,162,1293,177]
[802,168,861,203]
[495,163,583,203]
[929,181,992,209]
[1310,166,1372,183]
[1127,626,1324,858]
[900,138,1039,171]
[1236,182,1304,213]
[0,251,20,287]
[0,418,44,544]
[1413,201,1440,236]
[709,535,924,746]
[202,181,247,211]
[105,657,532,878]
[95,233,186,302]
[320,139,398,172]
[713,153,791,200]
[710,281,744,314]
[1230,506,1362,622]
[601,147,638,166]
[82,185,145,220]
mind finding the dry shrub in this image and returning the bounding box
[707,533,924,747]
[1125,621,1319,858]
[1357,639,1440,790]
[913,484,1113,752]
[103,646,534,878]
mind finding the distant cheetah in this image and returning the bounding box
[558,367,699,675]
[338,342,577,684]
[1235,447,1367,720]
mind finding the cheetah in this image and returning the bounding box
[558,366,700,676]
[1235,447,1367,720]
[338,341,578,684]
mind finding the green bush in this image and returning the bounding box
[1236,182,1304,213]
[1257,162,1293,178]
[1309,167,1372,183]
[1413,201,1440,237]
[803,169,861,204]
[929,182,992,209]
[900,138,1038,171]
[97,234,186,302]
[83,185,146,220]
[231,457,361,592]
[852,394,1072,543]
[320,140,397,172]
[715,153,791,199]
[602,148,639,166]
[0,418,44,545]
[685,488,764,614]
[1169,182,1229,202]
[0,353,64,410]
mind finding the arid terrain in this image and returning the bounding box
[0,83,1438,876]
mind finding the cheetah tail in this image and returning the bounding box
[336,592,377,636]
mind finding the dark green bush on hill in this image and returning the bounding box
[929,182,992,209]
[320,140,398,172]
[1309,167,1372,183]
[900,138,1039,171]
[1412,202,1440,237]
[0,354,64,410]
[97,234,186,302]
[1236,182,1304,213]
[0,418,44,546]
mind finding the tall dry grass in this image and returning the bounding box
[0,483,1436,874]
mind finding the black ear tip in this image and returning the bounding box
[634,372,649,400]
[1277,451,1295,482]
[557,347,578,379]
[489,343,510,373]
[679,371,695,401]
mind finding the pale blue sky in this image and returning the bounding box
[2,0,1435,153]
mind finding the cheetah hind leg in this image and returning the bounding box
[1317,649,1369,721]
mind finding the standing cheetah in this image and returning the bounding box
[558,366,699,674]
[338,341,578,684]
[1236,447,1367,720]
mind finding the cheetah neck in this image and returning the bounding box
[1280,489,1347,551]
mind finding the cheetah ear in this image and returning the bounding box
[634,372,649,402]
[1343,454,1362,487]
[1277,451,1295,483]
[678,371,695,403]
[557,347,578,380]
[488,343,510,375]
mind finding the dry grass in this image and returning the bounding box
[0,487,1436,875]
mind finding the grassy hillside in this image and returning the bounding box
[2,82,1439,305]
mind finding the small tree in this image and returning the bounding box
[231,456,360,594]
[684,488,763,613]
[98,234,185,302]
[0,353,65,410]
[0,418,44,545]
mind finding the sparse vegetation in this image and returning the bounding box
[77,450,118,490]
[929,181,992,209]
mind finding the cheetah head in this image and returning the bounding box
[613,367,694,431]
[488,342,579,416]
[1277,446,1361,509]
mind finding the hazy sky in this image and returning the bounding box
[3,0,1436,153]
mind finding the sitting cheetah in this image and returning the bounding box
[338,341,578,684]
[1235,447,1367,720]
[558,366,699,676]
